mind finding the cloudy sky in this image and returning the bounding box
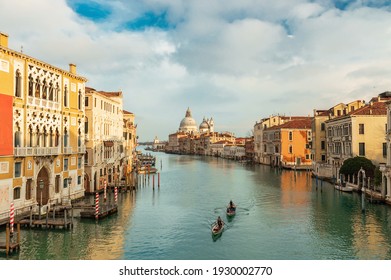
[1,0,391,141]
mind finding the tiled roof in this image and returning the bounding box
[266,118,312,130]
[85,86,122,97]
[123,110,133,114]
[349,101,386,116]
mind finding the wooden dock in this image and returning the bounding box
[80,204,118,220]
[18,218,72,229]
[18,206,74,229]
[0,224,20,255]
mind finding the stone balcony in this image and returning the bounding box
[14,147,60,157]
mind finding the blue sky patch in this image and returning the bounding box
[124,11,172,31]
[67,0,111,21]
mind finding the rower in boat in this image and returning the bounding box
[226,200,236,213]
[217,216,223,228]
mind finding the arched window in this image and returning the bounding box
[48,81,54,101]
[35,77,40,98]
[49,127,53,147]
[64,128,68,147]
[288,131,293,141]
[14,123,21,147]
[28,74,34,97]
[78,89,82,110]
[42,79,47,99]
[43,126,48,147]
[55,128,60,147]
[15,69,22,97]
[64,85,68,107]
[78,129,81,147]
[36,126,40,147]
[55,82,59,102]
[85,117,89,134]
[27,125,33,147]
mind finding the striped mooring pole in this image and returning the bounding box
[95,192,99,219]
[114,186,118,204]
[104,180,107,202]
[10,202,14,234]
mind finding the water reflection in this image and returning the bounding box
[2,151,391,260]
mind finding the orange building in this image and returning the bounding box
[264,118,312,169]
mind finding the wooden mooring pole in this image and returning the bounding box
[158,172,160,187]
[5,224,9,256]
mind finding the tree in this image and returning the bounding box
[339,156,375,179]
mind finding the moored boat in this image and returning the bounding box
[137,166,158,174]
[335,184,353,192]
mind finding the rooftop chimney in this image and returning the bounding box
[69,63,76,74]
[0,32,9,48]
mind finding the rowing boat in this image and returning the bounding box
[211,221,224,235]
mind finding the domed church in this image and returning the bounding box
[178,107,198,133]
[199,117,214,133]
[178,107,214,134]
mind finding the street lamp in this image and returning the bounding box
[68,176,72,205]
[39,179,44,219]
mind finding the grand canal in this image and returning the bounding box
[2,149,391,260]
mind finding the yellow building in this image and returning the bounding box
[326,99,388,179]
[123,110,137,185]
[0,32,87,221]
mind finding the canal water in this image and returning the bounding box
[1,150,391,260]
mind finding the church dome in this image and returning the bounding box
[179,108,198,133]
[199,118,209,129]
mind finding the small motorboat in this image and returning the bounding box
[211,221,225,235]
[335,184,353,192]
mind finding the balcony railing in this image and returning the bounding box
[63,147,73,154]
[27,96,60,110]
[14,147,60,157]
[78,146,86,154]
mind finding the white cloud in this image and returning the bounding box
[1,0,391,140]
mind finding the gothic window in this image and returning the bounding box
[55,82,59,102]
[35,77,40,98]
[14,123,21,147]
[28,74,34,96]
[49,81,54,101]
[15,69,22,97]
[42,79,47,99]
[36,126,41,147]
[28,125,33,147]
[43,126,48,147]
[55,128,59,147]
